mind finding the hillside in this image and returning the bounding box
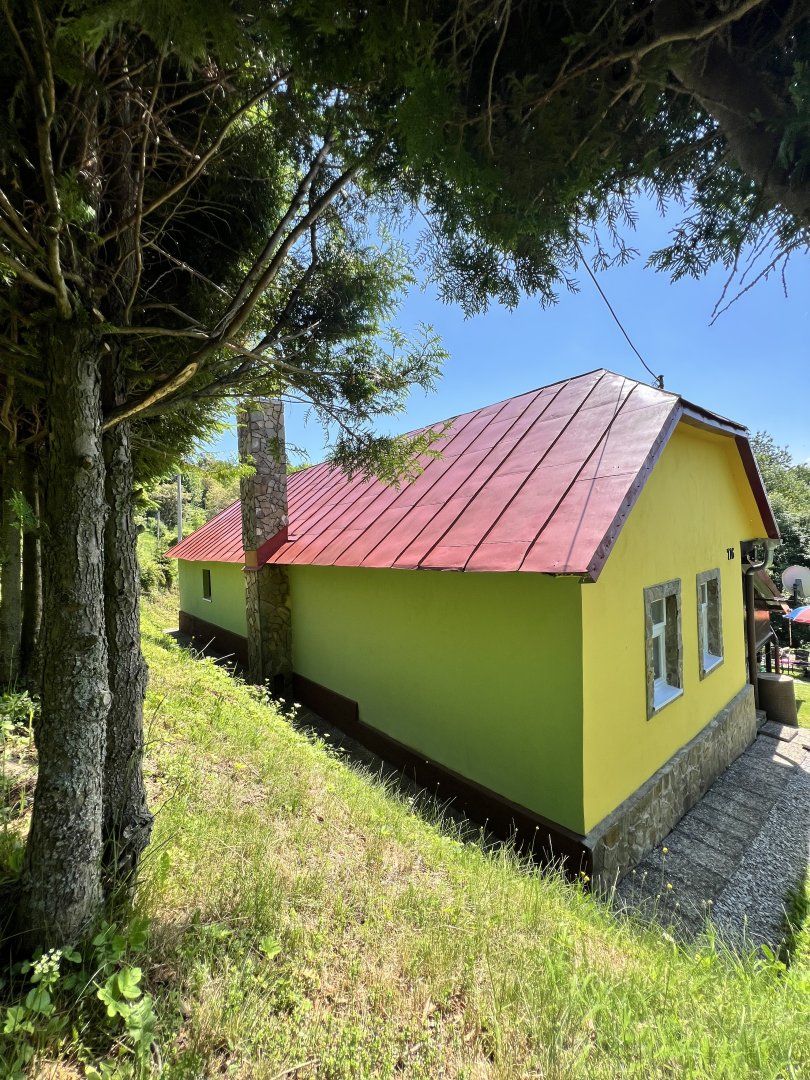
[2,591,808,1077]
[135,593,809,1078]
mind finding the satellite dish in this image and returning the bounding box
[781,564,810,599]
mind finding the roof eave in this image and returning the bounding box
[585,401,780,582]
[585,401,683,582]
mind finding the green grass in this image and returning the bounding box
[126,593,809,1078]
[793,676,810,725]
[3,592,809,1077]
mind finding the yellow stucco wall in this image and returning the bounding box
[581,421,768,831]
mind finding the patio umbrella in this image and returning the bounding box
[783,605,810,647]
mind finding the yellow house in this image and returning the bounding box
[167,370,778,881]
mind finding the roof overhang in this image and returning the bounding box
[165,372,780,579]
[585,403,779,582]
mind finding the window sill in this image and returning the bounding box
[651,683,683,715]
[201,597,213,603]
[700,653,723,679]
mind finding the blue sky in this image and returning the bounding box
[208,197,810,464]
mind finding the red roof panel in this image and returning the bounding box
[165,368,775,579]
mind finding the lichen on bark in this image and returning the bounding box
[19,326,110,946]
[101,350,152,892]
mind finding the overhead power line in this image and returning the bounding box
[575,243,665,390]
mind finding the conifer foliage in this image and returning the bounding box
[1,0,808,946]
[0,0,443,946]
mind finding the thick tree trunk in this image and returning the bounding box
[0,446,23,687]
[657,1,810,227]
[19,326,110,947]
[102,352,152,892]
[20,451,42,689]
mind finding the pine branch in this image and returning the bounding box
[98,74,288,245]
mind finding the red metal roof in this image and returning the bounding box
[165,369,777,579]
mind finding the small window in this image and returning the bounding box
[644,580,683,717]
[696,569,723,678]
[202,568,212,601]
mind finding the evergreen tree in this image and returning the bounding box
[751,432,810,580]
[0,1,443,945]
[392,1,810,313]
[2,0,808,946]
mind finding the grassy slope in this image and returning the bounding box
[138,594,808,1079]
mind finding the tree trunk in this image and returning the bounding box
[20,451,42,689]
[0,445,23,688]
[657,1,810,228]
[19,326,110,947]
[102,351,152,893]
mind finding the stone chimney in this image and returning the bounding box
[238,400,292,691]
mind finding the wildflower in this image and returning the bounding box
[666,883,673,890]
[662,847,669,855]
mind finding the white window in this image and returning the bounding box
[651,598,667,690]
[696,569,723,678]
[644,581,683,717]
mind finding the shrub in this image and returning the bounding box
[137,530,175,595]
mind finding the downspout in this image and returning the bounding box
[741,540,778,710]
[743,565,760,708]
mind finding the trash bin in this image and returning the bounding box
[757,673,798,726]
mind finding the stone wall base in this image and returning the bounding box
[586,683,757,888]
[245,563,292,693]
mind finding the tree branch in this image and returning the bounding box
[101,151,367,431]
[214,137,332,331]
[0,247,60,298]
[658,2,810,226]
[98,74,287,244]
[522,0,769,123]
[30,0,71,317]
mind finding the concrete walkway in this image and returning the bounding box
[616,721,810,947]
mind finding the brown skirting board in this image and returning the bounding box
[291,673,591,876]
[178,610,249,669]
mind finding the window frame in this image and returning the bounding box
[202,567,212,601]
[643,579,683,718]
[696,568,723,679]
[650,598,667,695]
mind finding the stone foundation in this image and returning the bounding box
[586,683,757,887]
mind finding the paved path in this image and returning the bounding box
[616,721,810,947]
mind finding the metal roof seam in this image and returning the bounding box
[514,376,637,573]
[353,381,561,570]
[289,429,465,549]
[411,377,580,571]
[288,466,359,534]
[584,402,683,581]
[166,370,776,577]
[459,372,613,572]
[284,401,489,566]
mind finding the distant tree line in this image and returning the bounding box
[751,432,810,586]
